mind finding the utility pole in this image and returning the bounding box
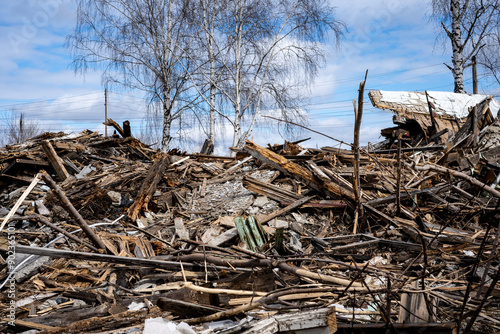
[19,113,23,143]
[104,89,108,137]
[472,55,478,94]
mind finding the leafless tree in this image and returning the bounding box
[1,111,42,145]
[186,0,344,151]
[67,0,203,152]
[68,0,343,153]
[432,0,500,93]
[477,25,500,86]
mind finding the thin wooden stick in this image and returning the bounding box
[0,173,41,231]
[396,132,402,216]
[23,215,99,252]
[262,115,353,148]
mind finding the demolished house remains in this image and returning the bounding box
[0,87,500,334]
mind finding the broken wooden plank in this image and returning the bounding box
[275,308,331,332]
[241,318,278,334]
[157,297,223,317]
[4,318,58,331]
[0,173,42,231]
[234,216,268,251]
[259,196,314,225]
[280,200,347,209]
[242,176,302,203]
[208,228,239,247]
[235,216,258,251]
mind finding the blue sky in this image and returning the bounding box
[0,0,497,153]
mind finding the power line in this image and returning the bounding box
[313,63,444,87]
[0,91,103,109]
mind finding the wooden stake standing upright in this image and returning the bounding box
[396,132,402,216]
[352,70,368,234]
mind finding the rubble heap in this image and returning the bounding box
[0,107,499,334]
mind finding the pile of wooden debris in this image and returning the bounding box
[0,109,499,334]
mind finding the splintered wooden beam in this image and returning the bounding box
[41,140,69,181]
[103,118,125,137]
[4,319,57,331]
[127,155,170,221]
[244,140,355,201]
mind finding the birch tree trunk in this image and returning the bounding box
[450,0,465,93]
[162,94,173,152]
[161,0,174,152]
[232,0,244,149]
[204,0,216,143]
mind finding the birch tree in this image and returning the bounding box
[67,0,200,151]
[432,0,500,93]
[221,0,343,148]
[189,0,344,150]
[184,0,228,145]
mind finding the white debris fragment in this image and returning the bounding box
[127,301,146,311]
[463,250,475,257]
[368,256,388,266]
[143,318,197,334]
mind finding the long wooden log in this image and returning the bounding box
[13,245,362,287]
[244,141,355,201]
[40,171,106,250]
[14,215,99,252]
[353,72,367,232]
[11,245,199,270]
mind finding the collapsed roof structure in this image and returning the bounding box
[369,90,500,144]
